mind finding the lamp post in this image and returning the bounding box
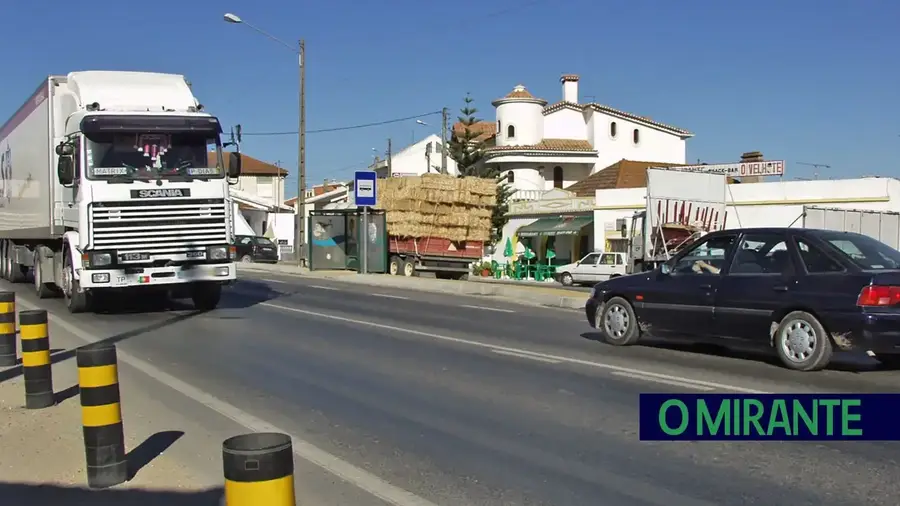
[224,13,306,267]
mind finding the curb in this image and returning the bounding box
[236,265,586,310]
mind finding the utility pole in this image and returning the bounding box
[296,39,307,267]
[440,107,448,174]
[387,138,392,175]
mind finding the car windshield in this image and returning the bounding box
[85,131,223,181]
[816,232,900,270]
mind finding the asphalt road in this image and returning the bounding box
[5,271,900,506]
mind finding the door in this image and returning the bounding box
[637,233,739,338]
[713,232,796,342]
[595,253,620,280]
[571,253,601,283]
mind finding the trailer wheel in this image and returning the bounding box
[388,256,402,275]
[401,260,415,277]
[5,242,25,284]
[0,241,8,281]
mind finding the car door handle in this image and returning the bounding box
[699,284,712,289]
[773,285,788,292]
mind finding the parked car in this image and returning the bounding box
[234,235,279,264]
[556,252,627,286]
[585,227,900,371]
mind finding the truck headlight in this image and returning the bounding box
[207,245,229,260]
[85,251,114,268]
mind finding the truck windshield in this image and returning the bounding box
[84,132,223,181]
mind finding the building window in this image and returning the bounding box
[633,128,640,144]
[497,121,501,136]
[610,121,617,138]
[507,171,515,183]
[553,166,563,189]
[507,125,516,139]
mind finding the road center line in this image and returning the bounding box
[15,297,440,506]
[372,293,409,300]
[261,278,288,284]
[611,371,715,391]
[460,304,515,313]
[310,285,340,291]
[260,302,767,394]
[491,349,562,364]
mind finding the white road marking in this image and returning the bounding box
[260,302,768,394]
[16,298,440,506]
[491,349,562,364]
[372,293,409,300]
[460,304,515,313]
[261,278,288,284]
[310,285,340,291]
[611,371,715,391]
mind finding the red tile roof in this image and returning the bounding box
[485,138,595,153]
[541,102,692,137]
[209,152,288,176]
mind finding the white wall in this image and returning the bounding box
[543,107,586,140]
[378,134,459,176]
[501,163,593,194]
[496,102,543,146]
[236,174,286,207]
[588,111,686,174]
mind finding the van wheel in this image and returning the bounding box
[599,296,641,346]
[389,256,402,275]
[560,272,574,286]
[773,311,833,371]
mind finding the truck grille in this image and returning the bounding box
[89,198,228,261]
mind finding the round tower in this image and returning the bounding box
[491,84,547,147]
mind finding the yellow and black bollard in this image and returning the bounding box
[223,432,295,506]
[0,292,15,367]
[20,309,54,408]
[76,342,127,489]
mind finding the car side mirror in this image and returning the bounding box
[228,152,242,178]
[57,156,75,186]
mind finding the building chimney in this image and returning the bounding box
[561,74,579,103]
[739,151,765,182]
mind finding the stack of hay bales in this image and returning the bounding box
[376,174,496,242]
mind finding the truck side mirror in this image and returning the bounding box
[228,152,242,178]
[57,156,75,186]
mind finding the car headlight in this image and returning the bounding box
[86,251,113,268]
[207,245,229,260]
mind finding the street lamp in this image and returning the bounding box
[412,119,428,144]
[223,12,307,268]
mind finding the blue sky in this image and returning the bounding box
[2,0,897,197]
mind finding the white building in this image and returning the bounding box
[371,134,459,177]
[474,74,692,200]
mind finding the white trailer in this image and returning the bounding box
[0,71,243,313]
[802,206,900,250]
[625,168,728,273]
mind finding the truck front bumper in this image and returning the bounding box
[77,263,236,289]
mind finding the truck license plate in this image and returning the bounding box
[120,252,150,261]
[186,251,205,258]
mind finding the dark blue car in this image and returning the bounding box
[585,227,900,371]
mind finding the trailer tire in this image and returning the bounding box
[389,256,402,275]
[6,243,25,284]
[33,250,55,299]
[401,260,415,277]
[63,252,91,314]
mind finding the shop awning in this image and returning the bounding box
[517,216,593,238]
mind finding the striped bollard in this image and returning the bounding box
[0,292,15,367]
[20,309,54,408]
[77,342,127,488]
[223,432,295,505]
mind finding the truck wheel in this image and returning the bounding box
[599,296,641,346]
[0,241,9,281]
[63,253,91,314]
[33,250,55,299]
[191,283,222,310]
[773,311,833,371]
[388,256,402,275]
[6,243,25,284]
[401,260,415,277]
[560,272,574,286]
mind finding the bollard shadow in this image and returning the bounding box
[126,430,185,481]
[0,482,223,505]
[0,349,68,383]
[53,384,80,405]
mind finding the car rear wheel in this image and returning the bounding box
[599,296,641,346]
[773,311,833,371]
[240,255,253,263]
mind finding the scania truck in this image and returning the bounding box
[0,70,242,313]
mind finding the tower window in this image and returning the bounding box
[633,128,640,144]
[610,121,617,138]
[507,125,516,139]
[507,171,515,183]
[553,166,563,189]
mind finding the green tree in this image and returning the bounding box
[447,93,511,246]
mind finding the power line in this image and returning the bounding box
[238,110,442,137]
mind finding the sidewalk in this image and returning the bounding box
[0,318,223,504]
[237,263,589,310]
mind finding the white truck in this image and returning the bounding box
[0,71,242,313]
[802,206,900,250]
[623,168,728,273]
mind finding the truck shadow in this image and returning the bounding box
[580,332,887,373]
[218,279,301,310]
[0,482,223,505]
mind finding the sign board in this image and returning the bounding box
[391,172,417,177]
[354,170,377,207]
[658,160,785,178]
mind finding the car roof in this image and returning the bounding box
[706,227,869,239]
